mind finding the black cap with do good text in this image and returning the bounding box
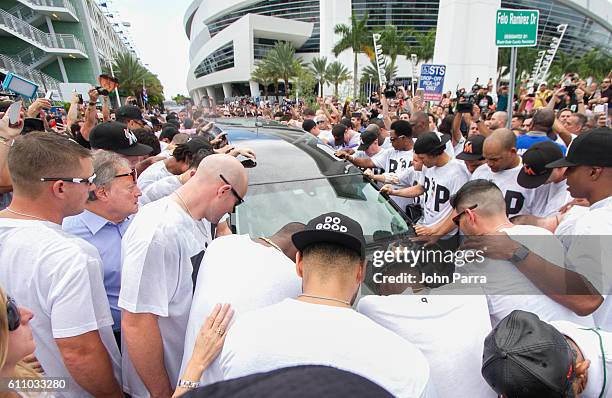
[292,212,366,260]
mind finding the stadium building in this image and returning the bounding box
[184,0,612,102]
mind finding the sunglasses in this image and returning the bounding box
[6,296,20,331]
[219,174,244,207]
[389,136,405,142]
[452,204,478,226]
[115,169,137,183]
[40,173,96,185]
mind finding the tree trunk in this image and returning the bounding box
[335,82,339,96]
[353,52,358,98]
[284,78,289,98]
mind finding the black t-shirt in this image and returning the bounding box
[74,131,91,149]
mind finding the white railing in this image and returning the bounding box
[20,0,78,18]
[0,9,86,54]
[14,46,47,66]
[0,54,61,92]
[6,4,37,22]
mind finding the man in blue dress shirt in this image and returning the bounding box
[63,150,142,346]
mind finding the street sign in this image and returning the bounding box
[495,9,539,47]
[418,64,446,101]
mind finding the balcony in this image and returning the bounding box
[14,0,79,23]
[0,8,87,58]
[0,53,61,93]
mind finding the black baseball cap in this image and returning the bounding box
[482,310,575,398]
[456,135,485,161]
[90,121,153,156]
[357,125,379,150]
[116,105,144,122]
[413,132,450,155]
[546,127,612,168]
[518,141,563,188]
[292,212,366,260]
[183,136,213,154]
[302,119,317,133]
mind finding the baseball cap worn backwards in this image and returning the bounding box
[292,212,366,260]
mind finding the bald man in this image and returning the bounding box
[488,111,508,130]
[410,110,457,158]
[517,108,567,156]
[472,129,549,217]
[119,154,248,397]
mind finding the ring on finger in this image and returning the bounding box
[215,327,225,336]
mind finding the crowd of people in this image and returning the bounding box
[0,70,610,398]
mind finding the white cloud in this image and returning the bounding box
[109,0,193,99]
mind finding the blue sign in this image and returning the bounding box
[418,64,446,101]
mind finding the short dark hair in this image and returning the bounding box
[9,132,92,197]
[332,124,347,139]
[572,113,588,128]
[302,242,361,273]
[450,179,505,216]
[390,120,412,137]
[133,128,161,156]
[512,114,526,123]
[183,118,194,129]
[303,108,316,117]
[532,109,555,130]
[340,118,354,129]
[160,126,179,141]
[189,148,214,169]
[438,115,454,135]
[369,118,385,129]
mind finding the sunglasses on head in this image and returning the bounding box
[6,296,20,332]
[452,204,478,226]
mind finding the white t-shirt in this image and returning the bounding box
[219,299,435,398]
[372,148,414,211]
[358,288,495,398]
[381,136,392,149]
[119,198,212,397]
[471,163,546,217]
[453,136,466,156]
[530,180,571,217]
[550,321,611,398]
[0,219,121,398]
[136,159,172,191]
[418,159,469,235]
[554,205,590,252]
[139,175,182,206]
[398,167,423,206]
[459,224,595,327]
[564,196,612,331]
[180,235,302,385]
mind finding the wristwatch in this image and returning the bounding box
[177,379,201,389]
[509,244,530,264]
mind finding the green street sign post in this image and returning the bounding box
[496,9,540,127]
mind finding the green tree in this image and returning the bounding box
[497,47,541,85]
[326,61,351,96]
[251,63,276,97]
[294,64,317,103]
[360,58,397,84]
[172,94,191,104]
[333,12,372,98]
[309,56,329,95]
[379,26,410,80]
[410,28,436,64]
[104,52,164,106]
[577,48,612,81]
[264,42,303,97]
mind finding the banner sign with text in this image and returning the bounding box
[418,64,446,101]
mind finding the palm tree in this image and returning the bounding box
[360,58,398,84]
[380,26,410,80]
[309,56,328,95]
[326,61,351,96]
[410,28,436,64]
[265,42,303,97]
[251,63,275,97]
[333,12,371,98]
[577,48,612,81]
[104,52,164,106]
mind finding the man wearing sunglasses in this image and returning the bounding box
[0,132,123,397]
[120,154,247,398]
[452,179,596,328]
[63,150,142,347]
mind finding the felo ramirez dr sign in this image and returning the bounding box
[495,9,539,47]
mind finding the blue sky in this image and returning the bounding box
[111,0,193,99]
